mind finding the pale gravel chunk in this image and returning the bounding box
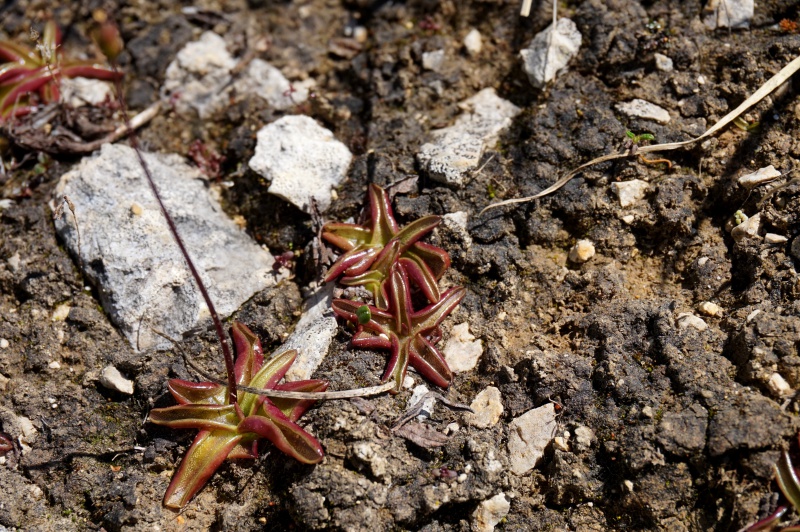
[443,322,483,373]
[463,29,482,56]
[731,213,762,242]
[418,88,521,187]
[60,77,114,107]
[765,233,788,245]
[520,18,582,88]
[615,99,671,124]
[507,403,557,475]
[768,373,792,398]
[53,144,282,351]
[568,240,595,263]
[279,284,338,382]
[249,116,353,213]
[471,493,510,532]
[99,366,134,395]
[697,301,721,317]
[704,0,753,29]
[466,387,504,428]
[654,53,674,72]
[738,165,781,189]
[676,313,708,332]
[611,180,649,207]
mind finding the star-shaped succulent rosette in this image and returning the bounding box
[332,265,465,393]
[148,323,327,509]
[322,184,450,309]
[0,20,122,121]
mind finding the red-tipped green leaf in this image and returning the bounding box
[0,40,39,65]
[409,241,450,279]
[393,215,441,249]
[239,405,324,464]
[367,183,400,238]
[321,222,372,251]
[60,63,122,81]
[409,335,452,389]
[148,404,238,432]
[238,349,297,415]
[775,451,800,511]
[398,256,441,304]
[273,380,329,421]
[382,336,409,393]
[163,430,243,509]
[231,322,264,385]
[168,379,224,405]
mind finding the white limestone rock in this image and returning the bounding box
[100,365,134,395]
[280,284,338,382]
[409,385,436,420]
[704,0,753,29]
[53,143,281,350]
[163,31,310,118]
[768,373,792,398]
[738,165,781,189]
[615,99,671,124]
[765,233,788,245]
[507,403,557,475]
[418,88,521,187]
[731,213,762,242]
[611,179,649,207]
[472,493,510,532]
[520,18,582,88]
[466,386,504,428]
[60,77,114,107]
[422,49,446,72]
[249,116,352,212]
[443,322,483,373]
[464,29,482,56]
[568,239,595,263]
[677,313,708,332]
[697,301,721,317]
[654,53,674,72]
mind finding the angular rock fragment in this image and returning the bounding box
[443,322,483,372]
[738,165,781,189]
[507,403,557,475]
[472,493,510,532]
[611,180,649,208]
[53,144,281,350]
[249,115,353,212]
[615,99,671,124]
[520,18,582,88]
[417,88,521,187]
[704,0,753,29]
[466,387,503,428]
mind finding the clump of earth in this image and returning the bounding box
[1,0,800,530]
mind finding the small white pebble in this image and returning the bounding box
[553,436,570,452]
[463,28,482,56]
[677,313,708,332]
[0,339,8,349]
[445,422,460,435]
[642,406,654,418]
[738,165,781,189]
[768,373,792,397]
[621,214,635,224]
[464,464,472,473]
[624,480,635,493]
[0,456,6,465]
[402,375,415,389]
[746,309,761,322]
[30,485,43,498]
[697,301,721,317]
[697,75,706,85]
[48,361,61,369]
[765,233,788,244]
[457,473,468,483]
[654,53,673,72]
[353,26,368,43]
[568,240,596,263]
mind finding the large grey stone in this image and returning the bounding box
[520,18,582,88]
[249,116,353,212]
[53,143,281,350]
[418,88,520,187]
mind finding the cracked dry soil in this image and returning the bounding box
[2,0,800,530]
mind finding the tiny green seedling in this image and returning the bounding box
[626,130,656,145]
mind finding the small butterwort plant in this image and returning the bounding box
[0,20,121,121]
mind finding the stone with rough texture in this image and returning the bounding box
[418,88,521,186]
[443,322,483,372]
[507,403,557,475]
[466,387,503,428]
[249,116,352,212]
[615,99,671,124]
[464,29,482,56]
[738,165,781,189]
[704,0,753,29]
[569,240,595,263]
[60,77,114,107]
[100,366,134,395]
[768,373,792,398]
[280,284,338,382]
[731,213,761,242]
[520,18,582,88]
[472,493,510,532]
[53,143,281,350]
[409,385,435,420]
[611,180,649,207]
[163,31,310,118]
[677,313,708,332]
[422,50,445,72]
[765,233,788,245]
[654,53,674,72]
[697,301,721,317]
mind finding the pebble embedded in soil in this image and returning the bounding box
[278,284,338,382]
[697,301,721,317]
[704,0,754,29]
[768,373,792,398]
[463,29,482,56]
[60,77,115,107]
[100,365,135,395]
[519,18,582,88]
[568,240,596,263]
[409,385,435,420]
[249,115,352,213]
[765,233,788,244]
[731,213,762,242]
[442,322,483,373]
[654,53,674,72]
[472,493,510,532]
[0,339,8,349]
[676,313,708,332]
[53,143,281,350]
[507,403,557,475]
[466,386,504,428]
[738,165,781,189]
[163,31,310,118]
[422,49,445,72]
[417,88,521,187]
[615,99,671,124]
[611,179,649,207]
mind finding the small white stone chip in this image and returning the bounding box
[443,322,483,373]
[677,313,708,332]
[654,53,673,72]
[463,29,482,56]
[466,386,504,428]
[765,233,788,245]
[768,373,792,397]
[0,339,8,349]
[731,213,761,242]
[472,493,510,532]
[520,18,582,88]
[697,301,721,317]
[422,49,445,72]
[507,403,557,475]
[568,240,595,263]
[611,180,649,208]
[738,166,781,189]
[100,365,135,395]
[615,99,671,124]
